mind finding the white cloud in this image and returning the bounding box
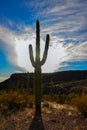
[0,24,69,73]
[0,26,18,66]
[66,41,87,62]
[0,18,87,73]
[0,0,87,76]
[23,0,87,48]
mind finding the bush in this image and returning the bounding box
[43,94,60,103]
[43,93,87,117]
[0,90,34,110]
[67,93,87,117]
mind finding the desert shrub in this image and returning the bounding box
[67,93,87,117]
[43,93,87,117]
[43,94,66,104]
[43,93,75,104]
[43,94,59,102]
[64,93,78,103]
[0,90,34,110]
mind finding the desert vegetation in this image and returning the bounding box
[0,80,87,130]
[0,85,87,117]
[0,90,34,112]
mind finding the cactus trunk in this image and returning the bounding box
[35,67,41,113]
[29,20,49,114]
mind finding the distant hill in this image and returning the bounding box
[0,70,87,92]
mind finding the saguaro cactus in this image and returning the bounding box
[29,20,50,114]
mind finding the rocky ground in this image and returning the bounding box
[0,102,87,130]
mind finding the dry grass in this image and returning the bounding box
[0,102,87,130]
[0,89,87,117]
[0,89,87,129]
[43,92,87,117]
[67,93,87,117]
[0,90,34,111]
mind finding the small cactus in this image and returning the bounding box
[29,20,50,114]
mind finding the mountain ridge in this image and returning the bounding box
[0,70,87,91]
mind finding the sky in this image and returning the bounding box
[0,0,87,81]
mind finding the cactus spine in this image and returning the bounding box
[29,20,50,114]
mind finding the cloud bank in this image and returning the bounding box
[0,24,68,73]
[24,0,87,71]
[0,23,87,73]
[0,0,87,73]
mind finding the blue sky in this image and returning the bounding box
[0,0,87,81]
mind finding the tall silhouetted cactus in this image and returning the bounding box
[29,20,50,114]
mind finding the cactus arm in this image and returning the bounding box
[29,44,35,67]
[40,34,50,66]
